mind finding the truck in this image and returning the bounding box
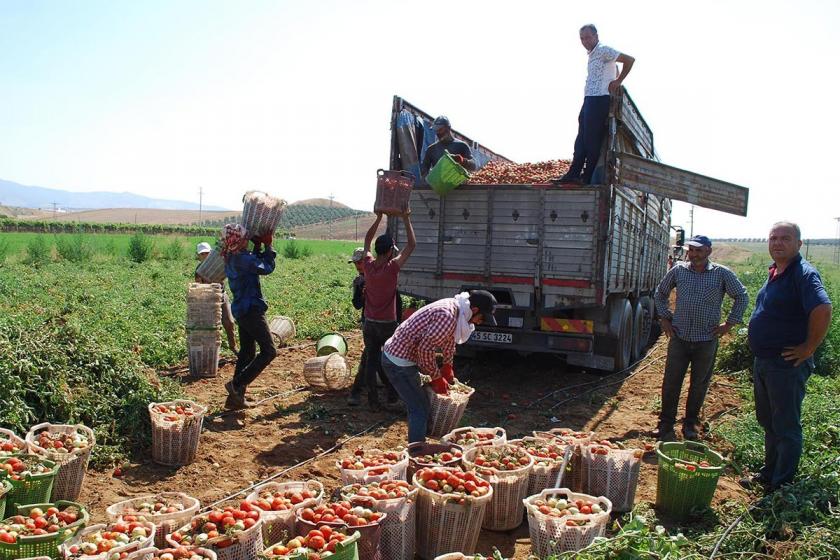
[387,91,749,372]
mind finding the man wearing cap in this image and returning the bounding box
[653,235,749,441]
[358,211,416,411]
[420,116,477,179]
[382,290,498,443]
[555,24,635,185]
[195,242,238,355]
[346,246,404,406]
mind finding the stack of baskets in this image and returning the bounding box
[105,492,201,547]
[241,191,287,239]
[25,423,95,501]
[425,381,476,438]
[186,283,223,378]
[195,249,226,284]
[148,400,207,467]
[582,442,642,512]
[523,489,612,557]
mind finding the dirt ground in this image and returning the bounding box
[79,331,750,559]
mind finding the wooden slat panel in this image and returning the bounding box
[620,92,654,157]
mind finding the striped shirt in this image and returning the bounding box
[654,261,749,342]
[383,298,457,376]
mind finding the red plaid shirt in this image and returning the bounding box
[383,298,457,376]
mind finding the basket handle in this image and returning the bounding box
[683,440,710,454]
[377,168,416,181]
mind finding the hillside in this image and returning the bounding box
[294,212,382,241]
[47,208,238,226]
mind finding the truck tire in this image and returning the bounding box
[631,300,645,362]
[608,297,633,372]
[638,296,656,348]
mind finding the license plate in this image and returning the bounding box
[470,331,513,344]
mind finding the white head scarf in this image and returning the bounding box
[453,292,475,344]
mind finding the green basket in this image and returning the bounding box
[426,152,469,196]
[655,441,725,517]
[262,530,360,560]
[0,480,11,520]
[0,455,58,516]
[0,500,88,560]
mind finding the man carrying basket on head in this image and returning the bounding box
[195,241,238,355]
[382,290,498,443]
[220,224,278,410]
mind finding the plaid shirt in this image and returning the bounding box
[654,260,749,342]
[383,298,457,376]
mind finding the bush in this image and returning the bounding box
[55,231,93,263]
[0,237,9,264]
[24,235,51,265]
[161,238,185,261]
[127,232,153,263]
[283,239,312,260]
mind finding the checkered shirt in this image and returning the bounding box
[383,298,457,376]
[654,260,749,342]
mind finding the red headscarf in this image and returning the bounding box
[220,223,249,257]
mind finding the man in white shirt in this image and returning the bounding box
[557,24,635,185]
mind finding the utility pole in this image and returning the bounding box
[689,205,695,238]
[834,217,840,265]
[198,187,203,227]
[355,215,359,242]
[328,193,335,240]
[51,202,58,219]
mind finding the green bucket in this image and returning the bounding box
[655,441,725,518]
[426,152,469,196]
[316,333,347,356]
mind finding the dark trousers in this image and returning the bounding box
[381,354,430,443]
[350,347,390,395]
[233,308,277,391]
[659,337,719,428]
[753,356,811,488]
[567,95,611,184]
[360,320,399,405]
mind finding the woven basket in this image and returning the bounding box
[412,469,492,560]
[0,501,88,560]
[0,429,26,458]
[187,283,223,330]
[425,382,475,438]
[534,429,595,492]
[262,531,360,560]
[0,455,58,516]
[167,513,263,560]
[340,488,418,560]
[105,492,201,548]
[242,191,287,238]
[245,480,324,547]
[60,521,156,560]
[126,548,217,560]
[433,555,511,560]
[523,489,612,556]
[441,427,507,452]
[294,510,386,560]
[268,316,296,345]
[187,330,221,378]
[148,400,207,466]
[25,424,95,501]
[406,442,464,482]
[509,437,574,497]
[303,353,350,392]
[196,250,226,284]
[374,169,414,215]
[338,449,409,485]
[582,445,642,512]
[462,444,533,531]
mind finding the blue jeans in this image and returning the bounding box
[381,354,430,443]
[567,95,611,184]
[753,356,812,488]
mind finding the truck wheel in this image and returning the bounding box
[638,296,656,347]
[631,300,644,362]
[608,298,633,372]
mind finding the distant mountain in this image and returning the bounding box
[0,179,229,211]
[291,197,352,209]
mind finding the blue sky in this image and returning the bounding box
[1,0,838,237]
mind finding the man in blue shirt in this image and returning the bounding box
[653,235,749,441]
[221,223,278,409]
[745,222,832,491]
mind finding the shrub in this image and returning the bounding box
[127,232,153,263]
[55,231,93,262]
[283,239,312,260]
[24,235,51,265]
[0,237,8,264]
[161,238,185,261]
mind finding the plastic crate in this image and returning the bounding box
[0,455,58,515]
[655,441,725,517]
[0,501,88,560]
[374,169,414,215]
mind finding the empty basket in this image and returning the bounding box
[303,353,350,391]
[241,191,287,238]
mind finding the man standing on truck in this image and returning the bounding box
[653,235,749,441]
[359,211,416,411]
[743,222,831,491]
[555,24,635,185]
[420,116,477,178]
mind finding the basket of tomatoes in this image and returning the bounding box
[0,430,26,459]
[655,441,725,518]
[509,437,574,496]
[336,449,408,485]
[533,428,595,493]
[262,527,360,560]
[167,502,262,560]
[25,424,95,502]
[126,547,216,560]
[582,440,642,512]
[148,401,207,467]
[425,381,475,438]
[406,442,464,481]
[462,444,534,531]
[412,467,492,560]
[0,501,89,560]
[523,489,612,556]
[60,520,155,560]
[434,553,509,560]
[441,428,506,452]
[245,481,324,547]
[106,493,201,548]
[0,455,59,515]
[295,502,386,560]
[340,480,416,560]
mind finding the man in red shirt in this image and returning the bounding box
[382,290,498,442]
[360,211,416,411]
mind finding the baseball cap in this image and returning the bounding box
[196,242,212,255]
[348,247,365,263]
[468,290,498,326]
[432,116,451,129]
[686,235,712,248]
[374,234,394,255]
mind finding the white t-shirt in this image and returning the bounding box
[585,43,620,96]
